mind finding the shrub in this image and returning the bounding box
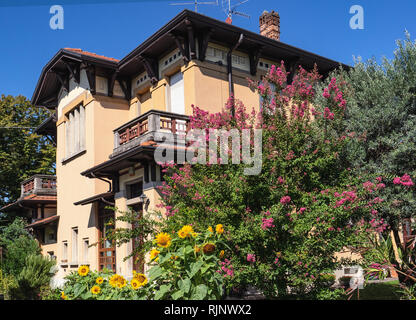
[0,218,40,277]
[8,254,56,300]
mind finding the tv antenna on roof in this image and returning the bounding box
[221,0,250,23]
[170,0,218,13]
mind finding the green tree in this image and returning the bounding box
[0,94,55,213]
[317,33,416,250]
[0,217,40,277]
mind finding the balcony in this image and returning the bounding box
[111,110,190,158]
[21,175,57,198]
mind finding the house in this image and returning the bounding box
[0,175,58,259]
[24,9,347,283]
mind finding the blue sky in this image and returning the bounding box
[0,0,415,98]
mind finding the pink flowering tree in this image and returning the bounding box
[155,63,385,299]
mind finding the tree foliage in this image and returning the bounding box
[318,33,416,239]
[0,94,55,211]
[0,217,40,277]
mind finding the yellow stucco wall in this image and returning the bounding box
[55,91,130,279]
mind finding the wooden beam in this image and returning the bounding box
[85,64,96,95]
[286,57,300,84]
[116,77,131,101]
[249,46,263,76]
[52,71,69,92]
[63,61,80,84]
[108,71,118,97]
[185,19,196,60]
[198,28,213,62]
[138,55,159,85]
[169,32,189,62]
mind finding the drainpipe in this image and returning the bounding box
[91,172,112,193]
[91,173,115,206]
[227,33,244,116]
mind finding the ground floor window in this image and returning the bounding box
[98,206,116,272]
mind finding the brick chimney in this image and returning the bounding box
[259,10,280,41]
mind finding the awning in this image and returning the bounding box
[26,215,59,229]
[74,192,115,206]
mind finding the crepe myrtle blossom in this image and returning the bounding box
[247,254,256,263]
[393,174,414,187]
[280,195,291,205]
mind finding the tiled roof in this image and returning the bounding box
[64,48,119,62]
[23,194,57,201]
[26,215,59,228]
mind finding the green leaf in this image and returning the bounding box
[171,290,184,300]
[178,278,191,294]
[154,284,171,300]
[188,260,204,279]
[148,266,163,281]
[191,284,208,300]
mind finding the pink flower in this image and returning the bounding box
[261,217,275,230]
[247,254,256,263]
[280,196,291,205]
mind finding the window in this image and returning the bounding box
[98,206,116,272]
[65,105,85,158]
[169,72,185,114]
[62,241,68,263]
[71,227,78,264]
[126,181,143,200]
[82,238,89,264]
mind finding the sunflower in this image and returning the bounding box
[117,276,127,288]
[96,277,104,285]
[178,229,187,239]
[61,291,68,300]
[109,274,126,288]
[155,232,172,248]
[202,243,216,254]
[215,224,224,234]
[219,250,225,259]
[149,248,160,261]
[208,226,214,233]
[130,278,141,290]
[133,273,148,287]
[178,225,194,238]
[194,245,201,253]
[78,265,89,277]
[91,285,101,295]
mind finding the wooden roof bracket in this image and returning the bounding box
[249,46,263,76]
[185,19,196,60]
[63,60,80,84]
[85,64,96,95]
[169,31,190,63]
[116,76,132,101]
[137,55,159,85]
[197,28,213,62]
[286,56,300,85]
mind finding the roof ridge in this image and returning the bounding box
[64,47,119,62]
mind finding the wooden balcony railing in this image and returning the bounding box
[21,175,57,197]
[112,110,190,157]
